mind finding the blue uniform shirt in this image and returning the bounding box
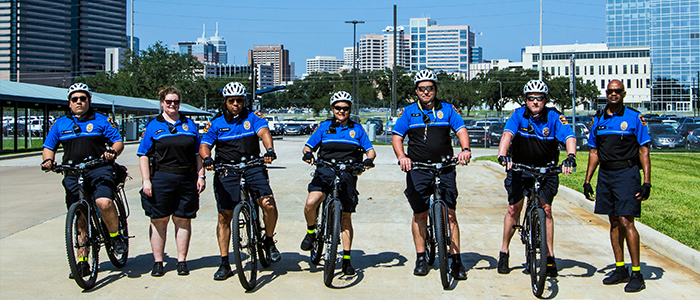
[588,105,651,162]
[43,109,122,165]
[392,100,465,162]
[305,120,374,162]
[137,114,201,169]
[200,109,268,163]
[504,106,574,166]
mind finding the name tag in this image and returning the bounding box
[411,113,421,117]
[219,127,231,132]
[154,129,165,135]
[61,130,73,135]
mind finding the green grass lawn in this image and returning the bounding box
[477,153,700,251]
[1,138,44,153]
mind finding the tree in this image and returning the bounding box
[547,76,600,112]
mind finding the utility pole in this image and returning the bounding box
[345,20,364,115]
[130,0,134,53]
[392,5,398,118]
[570,54,576,128]
[539,0,543,81]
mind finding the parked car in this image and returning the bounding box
[462,119,476,127]
[365,118,384,135]
[487,122,506,146]
[685,129,700,149]
[648,124,685,150]
[464,126,489,147]
[574,123,590,150]
[677,123,700,138]
[283,123,304,135]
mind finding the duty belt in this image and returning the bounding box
[155,164,196,174]
[599,159,639,171]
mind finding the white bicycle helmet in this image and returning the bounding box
[414,69,438,84]
[330,91,353,106]
[67,83,92,99]
[222,82,246,97]
[523,79,549,95]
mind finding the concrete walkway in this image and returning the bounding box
[1,136,699,299]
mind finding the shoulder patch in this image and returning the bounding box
[107,118,117,128]
[508,110,514,118]
[203,122,211,133]
[254,111,265,119]
[398,108,405,118]
[639,115,647,126]
[452,105,460,114]
[559,115,569,125]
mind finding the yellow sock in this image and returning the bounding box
[307,229,315,234]
[78,257,87,262]
[343,255,351,260]
[109,232,119,238]
[616,261,625,267]
[632,266,641,272]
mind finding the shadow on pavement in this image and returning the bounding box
[556,258,597,278]
[461,252,497,271]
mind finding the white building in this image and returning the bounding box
[343,47,354,69]
[209,23,227,64]
[359,34,384,71]
[105,48,126,73]
[383,26,410,69]
[306,56,345,74]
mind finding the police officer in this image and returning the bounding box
[391,70,471,280]
[583,79,651,293]
[41,83,126,277]
[495,79,577,277]
[138,86,205,277]
[299,91,376,276]
[199,82,280,281]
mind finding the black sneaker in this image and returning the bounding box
[413,257,429,276]
[546,257,558,277]
[69,261,91,279]
[624,271,645,292]
[213,264,233,281]
[497,252,510,274]
[451,261,468,280]
[110,235,127,255]
[342,260,355,276]
[266,238,281,263]
[300,233,315,251]
[603,266,630,285]
[151,262,164,277]
[177,261,189,276]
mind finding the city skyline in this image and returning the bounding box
[128,0,605,77]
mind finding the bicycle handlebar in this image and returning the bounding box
[408,157,459,171]
[214,157,266,173]
[45,158,111,175]
[315,159,365,175]
[510,163,563,177]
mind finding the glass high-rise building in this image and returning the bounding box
[409,18,474,73]
[606,0,700,111]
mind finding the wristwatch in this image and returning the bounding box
[462,147,471,152]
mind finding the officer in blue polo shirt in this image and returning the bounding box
[199,82,280,281]
[583,79,651,293]
[392,70,472,280]
[41,83,127,278]
[495,79,576,277]
[299,91,376,276]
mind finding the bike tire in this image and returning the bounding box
[310,205,324,265]
[106,192,129,268]
[433,202,450,289]
[425,211,436,266]
[65,202,99,290]
[256,204,271,269]
[232,203,258,291]
[530,207,548,297]
[323,199,341,287]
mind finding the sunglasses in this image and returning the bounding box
[606,88,624,95]
[70,96,88,103]
[333,106,351,112]
[167,123,177,134]
[417,86,435,92]
[526,95,546,102]
[227,98,246,104]
[163,100,180,105]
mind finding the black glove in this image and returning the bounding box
[363,158,375,168]
[105,148,117,156]
[203,157,215,168]
[264,148,277,160]
[497,155,511,166]
[302,152,314,162]
[562,153,577,168]
[41,158,54,171]
[583,182,594,199]
[637,183,651,200]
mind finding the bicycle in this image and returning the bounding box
[509,162,561,298]
[308,159,365,287]
[47,158,130,290]
[408,157,459,289]
[214,157,271,291]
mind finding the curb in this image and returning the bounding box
[478,160,700,275]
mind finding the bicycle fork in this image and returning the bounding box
[323,176,342,261]
[432,176,451,247]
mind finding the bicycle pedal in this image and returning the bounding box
[512,225,522,230]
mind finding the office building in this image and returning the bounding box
[248,45,291,86]
[170,41,218,63]
[202,63,251,78]
[359,34,383,71]
[256,63,274,90]
[127,35,140,54]
[306,56,345,74]
[208,23,227,64]
[383,26,410,69]
[105,48,126,73]
[1,0,127,87]
[409,18,474,73]
[343,47,354,68]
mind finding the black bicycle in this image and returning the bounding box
[408,157,459,289]
[509,163,561,298]
[215,157,271,291]
[47,158,130,290]
[309,159,365,287]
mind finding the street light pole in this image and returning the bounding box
[496,80,503,116]
[539,0,543,81]
[346,20,364,116]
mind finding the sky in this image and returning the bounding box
[128,0,606,77]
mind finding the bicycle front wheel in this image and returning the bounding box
[310,205,324,265]
[232,203,258,291]
[323,199,341,287]
[425,213,436,266]
[106,192,129,268]
[433,202,450,289]
[65,202,99,290]
[529,207,548,297]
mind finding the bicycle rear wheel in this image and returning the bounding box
[106,192,129,268]
[65,202,99,290]
[256,205,271,268]
[529,207,548,297]
[425,212,436,266]
[310,205,324,265]
[323,199,341,287]
[433,202,450,289]
[232,203,258,291]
